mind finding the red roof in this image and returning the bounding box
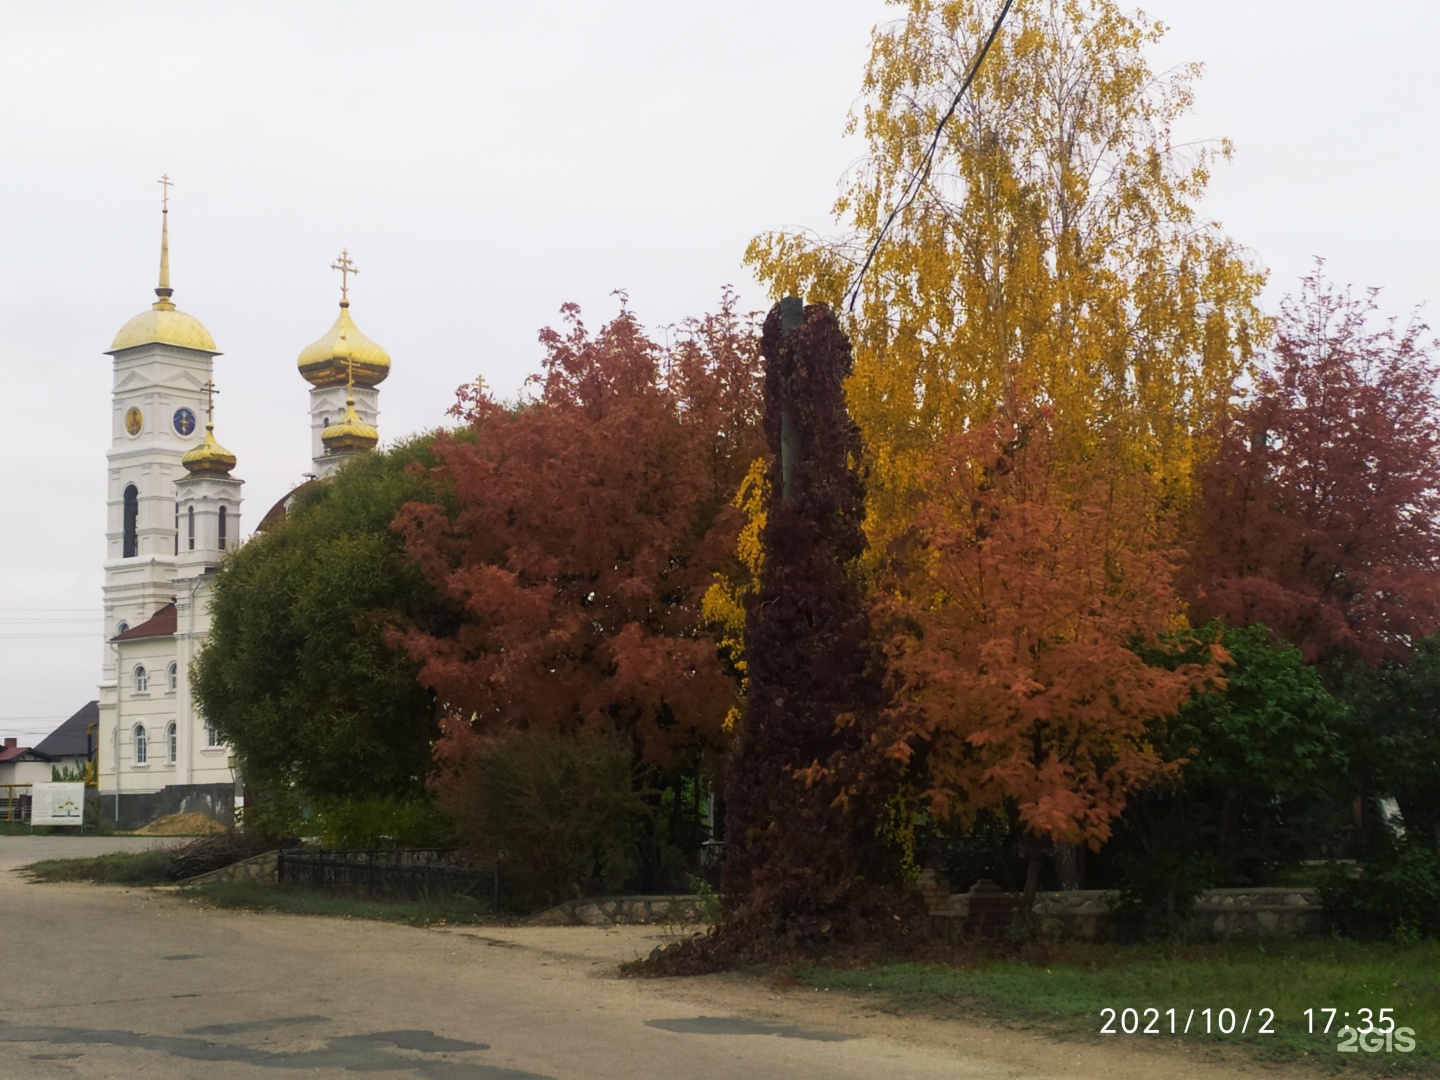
[113,603,177,641]
[0,743,33,763]
[257,480,320,532]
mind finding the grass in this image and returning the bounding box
[21,848,179,885]
[799,937,1440,1074]
[180,879,493,927]
[21,848,492,927]
[0,822,116,837]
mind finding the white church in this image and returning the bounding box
[96,189,391,828]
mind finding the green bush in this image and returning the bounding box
[312,797,455,849]
[1321,839,1440,940]
[435,727,649,911]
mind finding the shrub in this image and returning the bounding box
[1322,839,1440,940]
[311,797,455,849]
[436,727,649,911]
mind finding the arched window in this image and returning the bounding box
[167,662,178,692]
[167,722,177,764]
[133,724,148,765]
[187,505,195,551]
[204,718,221,748]
[174,500,179,555]
[116,621,129,636]
[218,505,228,551]
[133,665,148,693]
[122,484,139,558]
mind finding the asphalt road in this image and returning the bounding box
[0,837,1292,1080]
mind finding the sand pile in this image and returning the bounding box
[132,811,228,836]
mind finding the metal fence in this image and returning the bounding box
[276,848,498,906]
[0,784,31,823]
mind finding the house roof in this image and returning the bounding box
[33,701,98,759]
[113,603,177,642]
[0,743,53,764]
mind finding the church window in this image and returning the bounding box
[167,662,178,692]
[219,506,228,551]
[167,722,177,764]
[122,485,139,558]
[188,506,195,551]
[133,725,147,765]
[116,621,129,636]
[134,665,148,693]
[205,722,221,748]
[175,500,179,555]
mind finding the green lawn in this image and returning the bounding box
[180,879,492,927]
[803,938,1440,1074]
[21,849,179,884]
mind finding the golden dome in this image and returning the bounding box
[109,300,219,354]
[182,423,238,476]
[297,302,390,388]
[322,395,379,453]
[108,196,219,355]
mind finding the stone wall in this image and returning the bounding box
[179,850,278,888]
[528,895,710,926]
[917,869,1326,940]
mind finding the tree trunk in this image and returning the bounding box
[1054,843,1081,890]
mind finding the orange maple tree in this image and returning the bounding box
[880,407,1220,903]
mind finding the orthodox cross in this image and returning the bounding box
[158,173,172,212]
[331,248,359,302]
[201,379,219,425]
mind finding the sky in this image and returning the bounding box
[3,0,1438,743]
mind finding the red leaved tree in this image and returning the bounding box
[880,408,1218,911]
[393,295,763,816]
[719,301,896,943]
[1190,271,1440,664]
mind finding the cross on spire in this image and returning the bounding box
[158,173,172,212]
[201,380,219,426]
[331,248,359,303]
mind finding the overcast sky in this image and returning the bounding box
[3,1,1438,741]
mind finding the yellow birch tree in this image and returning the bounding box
[746,0,1265,558]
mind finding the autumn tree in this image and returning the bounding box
[1190,272,1440,664]
[720,301,895,941]
[747,0,1262,559]
[393,296,763,882]
[879,408,1218,913]
[194,436,453,834]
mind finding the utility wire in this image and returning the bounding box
[844,0,1016,313]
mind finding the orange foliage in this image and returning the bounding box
[880,408,1221,849]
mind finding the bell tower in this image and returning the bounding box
[101,176,219,678]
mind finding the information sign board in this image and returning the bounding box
[32,783,85,827]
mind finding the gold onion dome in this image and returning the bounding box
[322,391,379,453]
[297,302,390,388]
[181,422,237,476]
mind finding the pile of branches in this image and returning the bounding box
[169,829,288,881]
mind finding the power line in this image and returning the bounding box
[844,0,1016,313]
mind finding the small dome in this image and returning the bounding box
[322,398,379,453]
[109,301,218,354]
[297,302,390,388]
[182,424,237,476]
